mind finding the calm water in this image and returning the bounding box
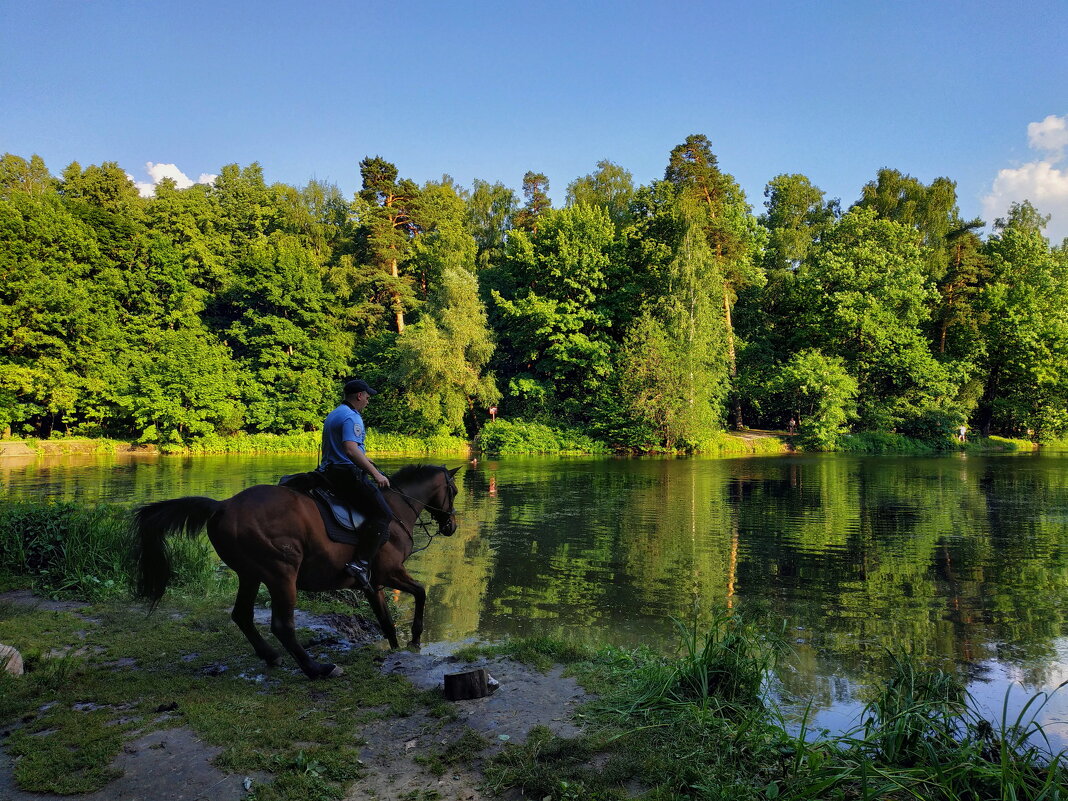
[3,449,1068,744]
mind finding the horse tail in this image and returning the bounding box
[133,496,222,607]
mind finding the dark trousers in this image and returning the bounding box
[321,465,394,558]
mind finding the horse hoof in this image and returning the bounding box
[267,656,284,667]
[326,664,344,678]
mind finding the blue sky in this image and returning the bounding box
[3,0,1067,241]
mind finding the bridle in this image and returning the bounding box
[388,466,458,555]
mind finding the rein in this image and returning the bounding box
[386,469,457,556]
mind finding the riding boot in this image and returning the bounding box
[344,559,373,592]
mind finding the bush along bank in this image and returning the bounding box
[467,615,1067,801]
[837,432,1038,455]
[474,420,789,457]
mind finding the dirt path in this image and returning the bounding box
[350,646,588,800]
[0,593,588,801]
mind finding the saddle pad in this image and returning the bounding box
[279,473,367,547]
[304,491,364,546]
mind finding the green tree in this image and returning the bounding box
[390,266,499,435]
[975,202,1068,440]
[795,207,959,430]
[566,160,635,232]
[357,156,420,332]
[121,327,244,445]
[759,173,838,272]
[614,199,730,448]
[512,171,551,235]
[664,134,764,428]
[466,179,516,271]
[773,349,858,450]
[491,204,615,420]
[0,154,53,198]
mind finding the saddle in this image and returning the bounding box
[278,471,367,546]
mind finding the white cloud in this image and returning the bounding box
[983,114,1068,244]
[127,162,216,198]
[1028,114,1068,157]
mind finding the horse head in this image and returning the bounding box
[429,465,460,536]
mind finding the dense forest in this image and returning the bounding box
[2,136,1066,451]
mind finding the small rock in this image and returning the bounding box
[243,777,253,791]
[0,643,24,676]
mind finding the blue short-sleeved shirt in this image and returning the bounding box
[319,403,365,468]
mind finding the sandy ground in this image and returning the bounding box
[0,593,588,801]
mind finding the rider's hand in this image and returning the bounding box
[374,471,390,488]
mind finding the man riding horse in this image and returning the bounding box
[317,379,394,591]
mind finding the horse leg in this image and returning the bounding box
[230,574,282,667]
[388,568,427,648]
[364,587,400,649]
[266,580,343,679]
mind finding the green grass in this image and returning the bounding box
[413,727,490,777]
[478,619,1068,801]
[453,634,598,672]
[695,432,788,456]
[0,597,433,800]
[839,432,1038,455]
[0,500,229,601]
[978,434,1036,452]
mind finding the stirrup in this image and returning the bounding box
[344,561,373,591]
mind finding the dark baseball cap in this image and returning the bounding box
[343,379,377,396]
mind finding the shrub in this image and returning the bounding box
[476,419,609,456]
[0,501,222,600]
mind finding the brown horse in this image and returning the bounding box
[133,464,460,678]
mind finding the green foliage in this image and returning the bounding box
[0,501,223,599]
[1,149,1066,452]
[772,349,857,451]
[476,419,609,456]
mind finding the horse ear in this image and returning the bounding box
[449,466,461,477]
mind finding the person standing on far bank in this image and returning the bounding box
[317,379,394,591]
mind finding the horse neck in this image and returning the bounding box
[388,478,435,531]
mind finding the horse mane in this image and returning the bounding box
[390,464,445,487]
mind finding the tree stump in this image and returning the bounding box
[443,668,499,700]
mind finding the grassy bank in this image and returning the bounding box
[476,419,611,456]
[0,431,471,458]
[461,619,1067,801]
[0,596,449,800]
[839,432,1037,455]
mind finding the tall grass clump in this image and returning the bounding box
[0,501,223,600]
[477,419,609,456]
[625,611,782,714]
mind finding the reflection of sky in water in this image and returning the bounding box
[776,642,1068,752]
[4,450,1068,755]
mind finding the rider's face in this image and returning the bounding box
[353,391,370,412]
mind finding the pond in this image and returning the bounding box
[3,448,1067,745]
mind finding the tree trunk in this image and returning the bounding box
[724,288,742,428]
[390,256,405,333]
